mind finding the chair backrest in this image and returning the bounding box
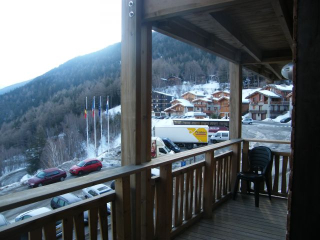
[248,146,273,175]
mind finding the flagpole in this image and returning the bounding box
[100,96,103,154]
[93,96,97,156]
[86,97,88,152]
[107,96,110,154]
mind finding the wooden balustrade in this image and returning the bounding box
[0,138,291,240]
[242,139,291,197]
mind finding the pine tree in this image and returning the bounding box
[26,127,46,174]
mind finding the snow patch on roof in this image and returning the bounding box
[153,91,174,97]
[172,99,194,107]
[258,90,281,98]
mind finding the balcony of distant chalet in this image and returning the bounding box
[0,0,296,239]
[0,139,290,240]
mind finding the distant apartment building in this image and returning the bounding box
[152,91,174,115]
[164,99,194,116]
[245,84,292,120]
[181,91,206,102]
[192,98,214,115]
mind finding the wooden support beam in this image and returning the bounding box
[121,0,152,238]
[153,20,238,63]
[264,63,283,80]
[271,0,293,50]
[143,0,241,22]
[229,62,242,191]
[210,12,262,62]
[241,50,292,64]
[229,62,242,139]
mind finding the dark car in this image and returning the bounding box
[280,117,291,123]
[69,158,102,176]
[28,168,67,188]
[50,193,88,223]
[162,137,181,153]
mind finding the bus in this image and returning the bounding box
[172,118,229,136]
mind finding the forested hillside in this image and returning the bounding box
[0,32,249,175]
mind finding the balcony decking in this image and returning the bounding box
[175,194,287,240]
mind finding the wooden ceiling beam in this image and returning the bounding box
[210,12,262,62]
[241,50,292,64]
[264,63,283,80]
[143,0,256,22]
[153,19,238,63]
[243,65,276,81]
[271,0,293,50]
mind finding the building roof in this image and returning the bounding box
[181,90,206,97]
[153,91,174,97]
[264,84,293,92]
[245,90,281,99]
[192,98,212,103]
[171,99,194,107]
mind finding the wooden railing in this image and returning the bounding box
[242,139,291,197]
[0,138,290,239]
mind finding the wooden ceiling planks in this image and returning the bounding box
[150,0,293,80]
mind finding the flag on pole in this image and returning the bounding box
[92,97,95,117]
[106,97,109,116]
[84,109,87,119]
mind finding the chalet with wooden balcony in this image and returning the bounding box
[1,1,319,240]
[164,98,194,116]
[192,98,214,115]
[211,90,230,99]
[151,91,174,115]
[246,90,290,120]
[181,91,206,102]
[263,84,293,99]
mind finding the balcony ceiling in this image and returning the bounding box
[144,0,293,81]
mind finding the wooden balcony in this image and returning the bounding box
[176,194,287,240]
[0,139,290,240]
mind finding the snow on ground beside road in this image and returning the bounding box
[0,182,21,193]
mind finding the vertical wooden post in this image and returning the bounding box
[203,151,214,218]
[120,0,152,239]
[241,140,249,193]
[157,164,173,239]
[229,62,242,192]
[115,176,131,240]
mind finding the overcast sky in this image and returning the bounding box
[0,0,121,89]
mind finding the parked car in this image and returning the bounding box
[0,214,9,228]
[69,158,102,176]
[280,117,291,123]
[50,193,88,223]
[28,168,67,188]
[162,137,181,153]
[210,131,229,143]
[242,118,253,125]
[15,207,62,238]
[82,184,112,198]
[82,184,112,214]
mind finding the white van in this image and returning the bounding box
[151,137,174,158]
[210,131,229,143]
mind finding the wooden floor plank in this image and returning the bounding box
[174,195,287,240]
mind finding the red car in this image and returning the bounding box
[28,168,67,188]
[69,158,102,176]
